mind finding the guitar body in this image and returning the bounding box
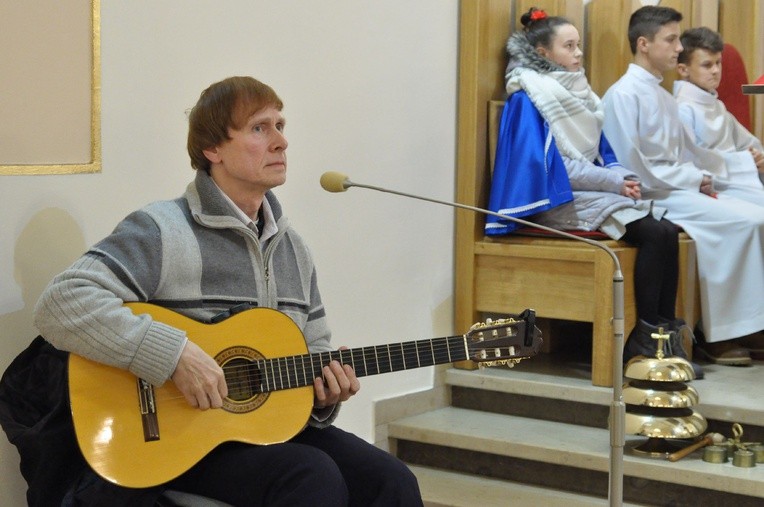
[68,302,314,488]
[69,302,542,488]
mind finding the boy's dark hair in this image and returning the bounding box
[520,7,572,50]
[627,6,683,54]
[678,27,724,64]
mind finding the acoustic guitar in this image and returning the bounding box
[68,302,541,487]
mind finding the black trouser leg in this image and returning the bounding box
[621,217,679,324]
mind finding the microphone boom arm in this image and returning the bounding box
[323,171,627,506]
[350,180,623,266]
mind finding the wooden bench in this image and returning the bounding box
[454,98,698,388]
[453,3,711,387]
[472,231,698,387]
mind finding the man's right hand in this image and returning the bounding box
[171,340,228,410]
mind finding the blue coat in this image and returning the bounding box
[485,92,644,236]
[485,91,573,235]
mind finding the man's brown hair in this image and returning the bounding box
[187,76,283,172]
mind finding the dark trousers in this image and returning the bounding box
[621,216,680,325]
[166,425,423,507]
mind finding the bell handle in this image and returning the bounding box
[667,433,723,462]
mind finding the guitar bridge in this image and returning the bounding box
[137,378,160,441]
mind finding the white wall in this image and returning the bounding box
[0,1,458,503]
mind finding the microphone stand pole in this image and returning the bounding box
[341,179,625,506]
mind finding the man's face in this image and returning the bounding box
[678,48,722,92]
[205,106,288,195]
[642,21,683,75]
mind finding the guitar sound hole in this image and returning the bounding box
[224,358,262,402]
[215,346,269,413]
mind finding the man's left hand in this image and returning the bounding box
[313,346,360,409]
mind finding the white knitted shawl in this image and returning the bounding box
[505,32,604,162]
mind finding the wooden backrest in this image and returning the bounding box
[585,0,761,136]
[488,100,503,175]
[717,43,752,130]
[513,0,584,33]
[718,0,763,136]
[586,0,712,96]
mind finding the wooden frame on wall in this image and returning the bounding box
[0,0,101,176]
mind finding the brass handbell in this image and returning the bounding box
[622,381,699,408]
[624,326,707,457]
[624,356,695,382]
[624,409,707,440]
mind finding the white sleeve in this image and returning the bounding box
[676,102,700,145]
[602,88,706,192]
[729,113,764,152]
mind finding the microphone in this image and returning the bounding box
[319,171,352,193]
[319,170,627,504]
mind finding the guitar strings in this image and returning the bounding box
[215,331,524,393]
[143,329,527,405]
[147,336,474,403]
[149,339,468,404]
[213,335,477,393]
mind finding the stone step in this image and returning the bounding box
[409,465,648,507]
[444,361,764,440]
[389,406,764,505]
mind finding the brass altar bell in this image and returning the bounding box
[623,326,707,457]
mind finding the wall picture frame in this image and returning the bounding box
[0,0,101,175]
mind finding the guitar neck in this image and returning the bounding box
[251,335,468,394]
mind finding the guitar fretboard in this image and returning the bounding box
[227,335,468,395]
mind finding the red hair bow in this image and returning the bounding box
[530,10,547,21]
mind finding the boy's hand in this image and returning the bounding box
[700,175,716,196]
[750,147,764,172]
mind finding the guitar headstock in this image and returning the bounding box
[465,309,543,368]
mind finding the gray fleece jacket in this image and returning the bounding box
[34,170,333,396]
